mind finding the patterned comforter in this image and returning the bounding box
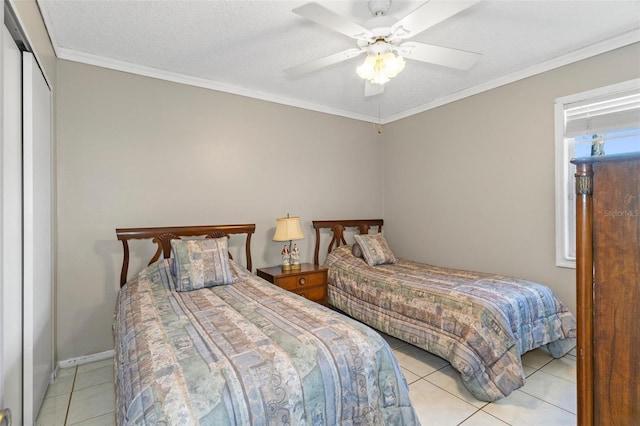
[325,246,577,402]
[114,259,419,425]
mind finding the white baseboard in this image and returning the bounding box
[58,349,114,369]
[51,364,60,382]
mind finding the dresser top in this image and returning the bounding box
[571,152,640,165]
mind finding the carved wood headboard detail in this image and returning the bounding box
[312,219,383,265]
[115,224,255,287]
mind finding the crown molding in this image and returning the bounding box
[382,29,640,124]
[54,29,639,125]
[56,47,379,123]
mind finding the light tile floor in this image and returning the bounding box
[36,358,116,426]
[382,333,577,426]
[36,334,576,425]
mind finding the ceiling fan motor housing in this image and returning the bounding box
[362,15,397,37]
[361,0,398,45]
[367,39,394,56]
[368,0,392,16]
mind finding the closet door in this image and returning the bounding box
[2,24,23,426]
[22,51,52,425]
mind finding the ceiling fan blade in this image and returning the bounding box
[390,0,481,40]
[398,42,481,70]
[364,81,385,97]
[293,2,374,42]
[285,48,365,77]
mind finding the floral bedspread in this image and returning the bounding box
[114,259,419,425]
[325,245,577,402]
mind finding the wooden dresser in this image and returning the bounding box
[572,153,640,426]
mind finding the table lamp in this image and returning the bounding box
[273,215,304,271]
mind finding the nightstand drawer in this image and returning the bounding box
[293,286,326,303]
[275,272,325,291]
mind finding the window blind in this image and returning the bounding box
[564,89,640,137]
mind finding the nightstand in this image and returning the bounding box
[256,263,328,306]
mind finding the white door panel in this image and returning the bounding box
[2,24,23,426]
[22,51,52,426]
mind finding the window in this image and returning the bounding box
[555,79,640,268]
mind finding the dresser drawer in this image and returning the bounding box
[275,272,326,291]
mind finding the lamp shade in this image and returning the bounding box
[273,217,304,241]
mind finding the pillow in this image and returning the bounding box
[170,237,235,291]
[351,242,363,258]
[353,233,396,266]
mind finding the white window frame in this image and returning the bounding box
[554,78,640,268]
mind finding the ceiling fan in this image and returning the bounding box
[285,0,482,97]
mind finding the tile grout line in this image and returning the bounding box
[516,357,578,418]
[458,409,509,426]
[516,373,577,418]
[455,407,484,425]
[63,367,78,426]
[65,363,117,425]
[515,388,577,417]
[419,374,490,410]
[529,367,577,385]
[408,363,450,381]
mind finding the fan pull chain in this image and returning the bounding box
[377,99,383,134]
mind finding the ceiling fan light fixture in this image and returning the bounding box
[356,51,405,85]
[290,0,481,95]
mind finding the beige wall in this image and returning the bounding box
[56,41,639,359]
[55,60,383,360]
[382,43,640,315]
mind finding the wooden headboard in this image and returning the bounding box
[312,219,383,265]
[115,224,255,287]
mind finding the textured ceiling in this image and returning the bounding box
[38,0,640,123]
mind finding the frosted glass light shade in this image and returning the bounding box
[356,52,405,85]
[273,217,304,241]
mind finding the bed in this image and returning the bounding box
[113,224,419,425]
[312,219,577,402]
